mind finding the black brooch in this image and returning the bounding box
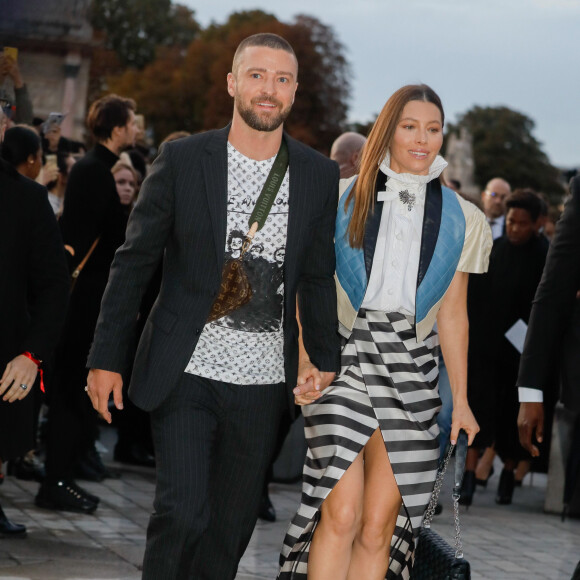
[398,189,416,211]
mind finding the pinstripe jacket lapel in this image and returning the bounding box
[202,126,229,269]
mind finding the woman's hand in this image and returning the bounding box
[450,402,480,446]
[0,355,38,403]
[293,359,334,406]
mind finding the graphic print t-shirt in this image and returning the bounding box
[185,142,289,384]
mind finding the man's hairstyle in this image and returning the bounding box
[1,125,41,167]
[86,94,136,142]
[232,33,297,77]
[227,229,245,249]
[506,188,543,222]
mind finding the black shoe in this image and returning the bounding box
[7,454,46,483]
[475,465,494,487]
[71,481,100,505]
[114,442,155,468]
[495,469,515,505]
[0,506,26,538]
[35,480,98,514]
[458,470,476,507]
[258,492,276,522]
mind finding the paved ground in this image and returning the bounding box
[1,429,579,580]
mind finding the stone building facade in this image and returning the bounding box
[444,127,478,199]
[1,0,94,142]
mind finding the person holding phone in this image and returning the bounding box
[0,48,33,125]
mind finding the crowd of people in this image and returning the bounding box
[0,33,578,580]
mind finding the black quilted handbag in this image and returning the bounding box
[411,430,471,580]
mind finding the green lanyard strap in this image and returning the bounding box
[248,138,289,232]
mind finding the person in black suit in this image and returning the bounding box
[517,175,580,580]
[85,33,340,579]
[517,175,580,449]
[0,107,69,537]
[35,95,138,513]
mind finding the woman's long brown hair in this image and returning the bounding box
[346,84,445,248]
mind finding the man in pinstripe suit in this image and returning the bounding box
[85,33,340,579]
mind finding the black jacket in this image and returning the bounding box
[518,175,580,412]
[88,127,341,413]
[0,159,69,458]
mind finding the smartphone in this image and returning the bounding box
[3,47,18,63]
[45,112,65,127]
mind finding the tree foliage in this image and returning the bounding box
[91,0,200,69]
[446,106,564,200]
[107,10,351,151]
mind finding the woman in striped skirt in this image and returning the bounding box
[279,84,492,579]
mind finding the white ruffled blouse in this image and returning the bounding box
[361,152,448,315]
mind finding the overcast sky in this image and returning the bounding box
[183,0,579,168]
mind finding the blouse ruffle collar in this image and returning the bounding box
[379,152,448,187]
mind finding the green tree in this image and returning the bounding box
[91,0,200,69]
[446,106,564,200]
[107,10,350,151]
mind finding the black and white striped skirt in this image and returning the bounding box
[279,309,441,579]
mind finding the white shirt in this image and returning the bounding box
[487,214,505,240]
[518,387,543,402]
[184,143,289,385]
[362,153,448,314]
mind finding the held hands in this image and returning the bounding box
[293,359,335,406]
[0,355,38,402]
[450,402,480,447]
[86,369,123,424]
[517,402,544,458]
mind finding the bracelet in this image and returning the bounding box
[22,351,44,393]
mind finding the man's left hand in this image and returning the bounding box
[293,360,334,406]
[518,402,544,457]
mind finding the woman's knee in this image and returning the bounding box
[355,513,397,554]
[320,498,361,538]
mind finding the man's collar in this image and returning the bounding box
[94,143,120,168]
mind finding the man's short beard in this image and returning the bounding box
[236,95,292,132]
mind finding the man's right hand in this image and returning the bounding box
[86,369,123,424]
[518,402,544,457]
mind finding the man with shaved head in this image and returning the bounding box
[85,33,339,579]
[330,131,367,179]
[481,177,511,239]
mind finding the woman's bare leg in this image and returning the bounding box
[347,429,402,580]
[475,446,496,480]
[307,448,364,580]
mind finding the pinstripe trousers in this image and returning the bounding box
[143,372,287,580]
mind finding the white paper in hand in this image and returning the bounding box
[505,319,528,354]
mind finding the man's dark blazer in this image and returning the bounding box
[517,175,580,412]
[59,143,126,275]
[0,158,69,459]
[87,126,341,412]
